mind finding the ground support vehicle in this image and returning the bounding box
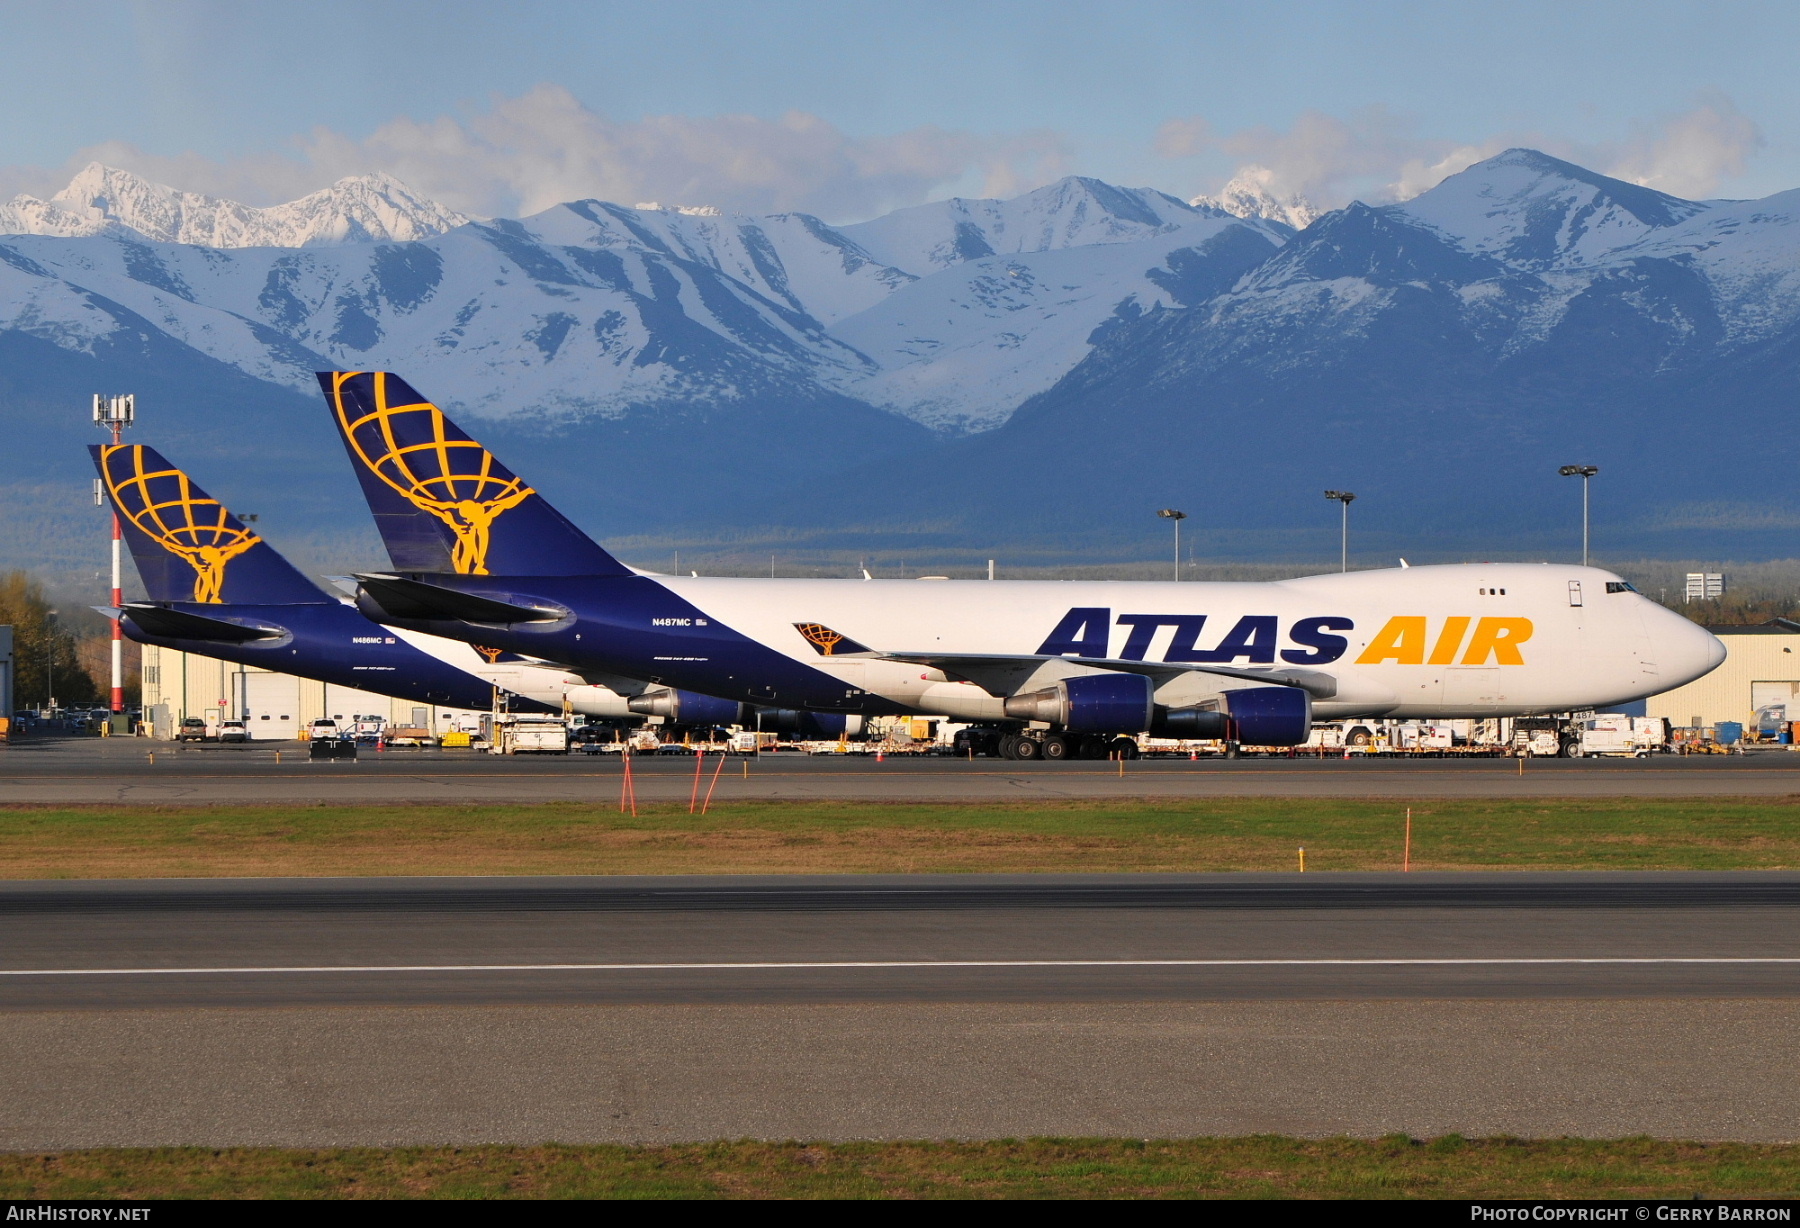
[570,725,615,753]
[1577,716,1670,758]
[491,715,570,755]
[383,726,437,748]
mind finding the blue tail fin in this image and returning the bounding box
[91,444,329,605]
[318,371,630,577]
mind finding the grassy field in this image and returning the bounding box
[3,1137,1798,1199]
[3,796,1800,877]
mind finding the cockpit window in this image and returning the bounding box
[1605,581,1637,594]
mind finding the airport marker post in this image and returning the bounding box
[93,394,135,719]
[701,751,725,814]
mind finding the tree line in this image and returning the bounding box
[0,571,121,710]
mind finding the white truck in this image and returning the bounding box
[1576,715,1669,758]
[492,715,570,755]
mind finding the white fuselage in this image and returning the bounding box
[645,562,1724,720]
[385,624,641,717]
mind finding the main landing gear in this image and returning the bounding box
[985,731,1139,761]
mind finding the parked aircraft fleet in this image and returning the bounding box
[93,371,1726,759]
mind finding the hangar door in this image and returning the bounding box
[1751,681,1800,726]
[244,673,301,741]
[322,684,397,725]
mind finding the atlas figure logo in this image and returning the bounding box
[327,371,535,576]
[99,444,262,603]
[1038,610,1534,666]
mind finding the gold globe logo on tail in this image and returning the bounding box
[329,372,535,575]
[794,623,871,656]
[100,445,262,603]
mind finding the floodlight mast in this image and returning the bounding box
[1324,491,1356,573]
[1557,465,1599,567]
[93,395,134,716]
[1157,509,1187,581]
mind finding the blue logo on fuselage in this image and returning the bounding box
[1036,609,1353,665]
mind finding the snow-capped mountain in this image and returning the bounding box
[828,222,1279,431]
[1191,169,1320,230]
[0,163,470,247]
[841,177,1249,275]
[823,177,1287,428]
[830,147,1800,559]
[1392,148,1710,269]
[0,166,1284,435]
[8,149,1800,563]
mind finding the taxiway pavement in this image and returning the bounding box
[5,737,1800,803]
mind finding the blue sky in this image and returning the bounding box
[3,0,1796,220]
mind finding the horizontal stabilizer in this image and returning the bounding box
[355,574,564,625]
[115,603,285,643]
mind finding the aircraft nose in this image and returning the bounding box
[1651,605,1725,687]
[1702,626,1727,672]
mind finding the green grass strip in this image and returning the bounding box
[5,797,1800,877]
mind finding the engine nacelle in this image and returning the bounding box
[1225,685,1311,744]
[1003,674,1154,733]
[756,709,866,739]
[626,688,743,727]
[1154,685,1311,744]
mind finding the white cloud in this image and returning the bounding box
[1160,97,1765,208]
[1602,95,1764,199]
[0,85,1074,224]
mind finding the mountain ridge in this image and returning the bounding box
[4,151,1800,572]
[0,163,471,247]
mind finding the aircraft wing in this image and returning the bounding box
[878,652,1339,700]
[568,668,654,695]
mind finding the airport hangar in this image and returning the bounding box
[138,643,497,740]
[1645,621,1800,735]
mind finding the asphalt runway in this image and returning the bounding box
[4,872,1800,1009]
[4,872,1799,1146]
[5,736,1800,802]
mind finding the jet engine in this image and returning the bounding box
[1154,685,1311,744]
[756,710,866,739]
[627,689,743,727]
[1002,674,1155,732]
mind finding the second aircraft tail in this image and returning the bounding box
[318,371,630,578]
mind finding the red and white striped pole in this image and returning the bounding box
[110,504,122,713]
[94,394,135,716]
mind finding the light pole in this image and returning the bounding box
[1157,509,1187,581]
[44,609,56,713]
[1558,465,1598,566]
[93,394,134,716]
[1324,491,1356,573]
